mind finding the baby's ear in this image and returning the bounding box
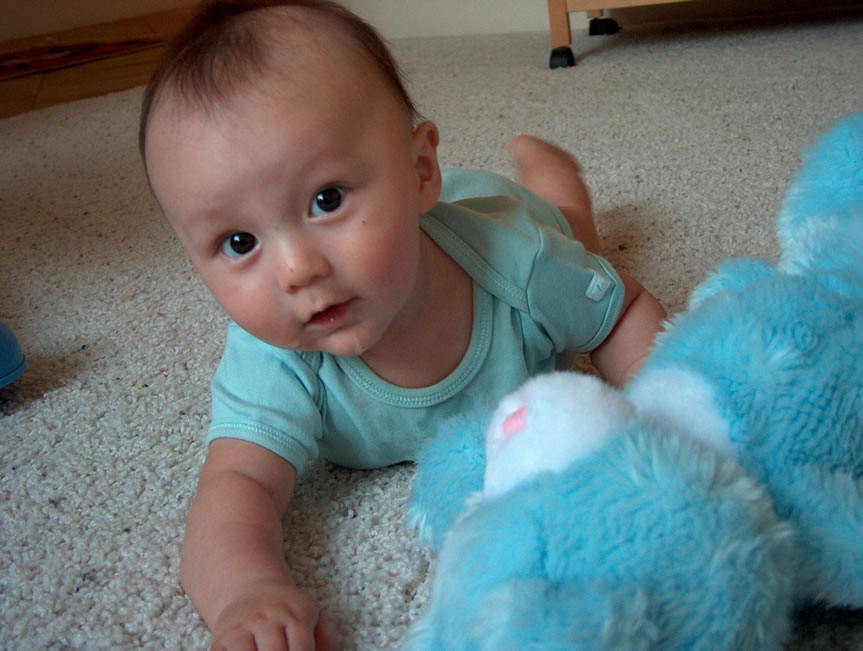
[412,120,442,213]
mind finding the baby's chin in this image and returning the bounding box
[292,331,372,358]
[246,321,377,358]
[325,331,371,358]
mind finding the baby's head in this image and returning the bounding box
[140,0,442,356]
[139,0,419,156]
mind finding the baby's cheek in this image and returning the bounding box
[228,297,297,347]
[380,241,418,283]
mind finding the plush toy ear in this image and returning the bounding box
[777,110,863,274]
[687,258,775,310]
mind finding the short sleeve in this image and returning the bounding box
[207,322,324,474]
[428,169,624,354]
[525,226,623,352]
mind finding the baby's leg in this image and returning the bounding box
[508,135,599,254]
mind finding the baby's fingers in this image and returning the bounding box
[314,613,339,651]
[211,620,291,651]
[210,629,257,651]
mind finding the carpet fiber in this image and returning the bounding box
[2,10,863,649]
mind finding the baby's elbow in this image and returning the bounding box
[591,289,665,386]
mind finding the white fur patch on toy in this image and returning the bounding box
[483,372,635,498]
[627,367,734,458]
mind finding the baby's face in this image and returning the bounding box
[145,63,440,357]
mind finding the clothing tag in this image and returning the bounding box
[585,271,612,301]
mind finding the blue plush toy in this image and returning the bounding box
[404,111,863,649]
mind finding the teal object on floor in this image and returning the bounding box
[0,322,26,387]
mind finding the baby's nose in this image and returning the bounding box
[276,240,330,293]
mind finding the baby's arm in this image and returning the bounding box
[181,439,338,650]
[590,270,666,387]
[507,135,665,387]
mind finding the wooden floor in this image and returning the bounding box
[0,8,195,119]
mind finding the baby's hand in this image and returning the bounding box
[209,580,338,651]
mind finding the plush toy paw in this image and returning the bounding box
[762,461,863,606]
[469,579,659,651]
[405,409,487,551]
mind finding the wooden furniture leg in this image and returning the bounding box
[548,0,573,49]
[548,1,619,68]
[547,0,576,68]
[546,0,694,68]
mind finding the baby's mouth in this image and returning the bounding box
[309,300,353,327]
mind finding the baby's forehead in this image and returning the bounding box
[260,6,367,64]
[171,14,394,114]
[158,56,397,134]
[143,3,416,163]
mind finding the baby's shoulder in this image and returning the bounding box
[439,168,570,236]
[440,168,525,203]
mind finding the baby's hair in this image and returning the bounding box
[139,0,417,159]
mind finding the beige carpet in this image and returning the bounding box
[2,9,863,649]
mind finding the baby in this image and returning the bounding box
[139,0,667,648]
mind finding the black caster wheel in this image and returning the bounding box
[549,46,575,69]
[589,17,621,36]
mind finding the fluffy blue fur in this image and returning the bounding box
[777,110,863,270]
[405,411,487,550]
[404,111,863,648]
[405,414,794,650]
[635,110,863,606]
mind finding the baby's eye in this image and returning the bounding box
[310,187,345,217]
[221,232,258,258]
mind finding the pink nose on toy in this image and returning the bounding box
[501,406,527,439]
